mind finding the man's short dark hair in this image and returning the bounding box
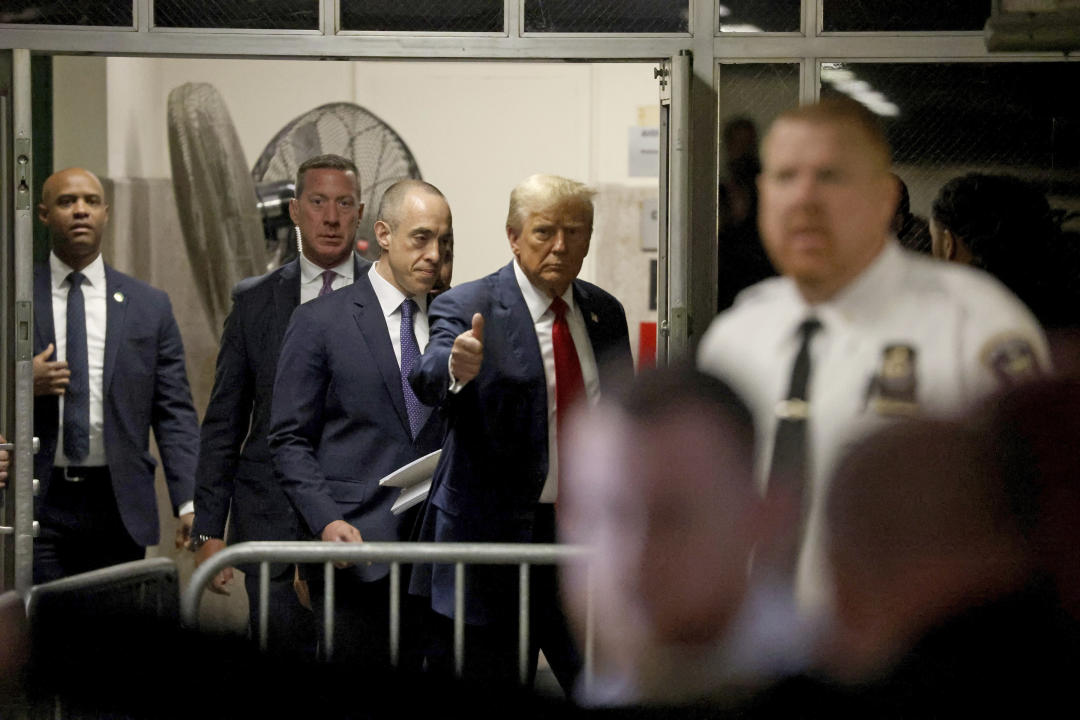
[607,364,756,478]
[295,154,360,199]
[931,173,1053,273]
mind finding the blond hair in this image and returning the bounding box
[506,174,596,233]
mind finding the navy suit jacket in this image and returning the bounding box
[192,255,371,554]
[268,271,444,582]
[33,262,199,547]
[409,261,632,621]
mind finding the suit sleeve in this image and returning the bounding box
[268,305,339,537]
[191,288,252,538]
[150,294,200,515]
[410,289,472,407]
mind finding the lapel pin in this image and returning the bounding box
[113,292,124,303]
[590,312,599,323]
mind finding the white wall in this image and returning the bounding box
[352,61,593,284]
[53,57,659,288]
[53,56,108,175]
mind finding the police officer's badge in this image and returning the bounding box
[865,343,919,415]
[981,333,1041,386]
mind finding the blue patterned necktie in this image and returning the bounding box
[399,298,428,438]
[64,271,90,462]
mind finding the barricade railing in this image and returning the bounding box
[27,557,180,623]
[181,541,594,687]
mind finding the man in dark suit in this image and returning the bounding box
[190,154,370,656]
[269,179,453,665]
[32,167,199,583]
[409,173,633,692]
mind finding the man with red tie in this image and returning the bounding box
[409,174,633,693]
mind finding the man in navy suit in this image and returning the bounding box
[190,154,370,656]
[409,174,633,691]
[32,167,199,583]
[269,179,453,665]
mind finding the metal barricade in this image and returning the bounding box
[181,541,594,687]
[26,557,180,624]
[18,558,181,720]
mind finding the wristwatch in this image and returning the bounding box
[189,534,218,553]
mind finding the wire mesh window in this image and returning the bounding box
[821,61,1080,273]
[153,0,319,30]
[717,1,800,34]
[0,0,132,27]
[820,63,1080,176]
[523,0,689,33]
[340,0,502,32]
[715,63,798,311]
[822,1,992,32]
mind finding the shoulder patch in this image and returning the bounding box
[981,333,1042,386]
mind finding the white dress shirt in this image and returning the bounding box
[369,261,430,365]
[697,240,1050,619]
[51,251,107,468]
[512,259,600,503]
[298,251,356,304]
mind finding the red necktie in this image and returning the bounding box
[550,296,585,433]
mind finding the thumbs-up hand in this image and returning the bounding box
[450,313,484,385]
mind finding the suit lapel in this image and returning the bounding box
[351,275,412,437]
[573,281,604,353]
[103,265,128,396]
[34,264,54,353]
[495,263,543,378]
[274,260,300,334]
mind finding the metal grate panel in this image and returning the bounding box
[717,1,800,33]
[340,0,503,32]
[0,0,132,27]
[153,0,319,30]
[822,1,992,32]
[821,62,1080,292]
[821,63,1080,174]
[523,0,689,34]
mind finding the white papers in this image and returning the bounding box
[378,449,441,515]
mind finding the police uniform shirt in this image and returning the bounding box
[697,240,1049,618]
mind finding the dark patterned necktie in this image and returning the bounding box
[319,270,336,297]
[766,317,821,576]
[64,271,90,462]
[399,298,428,438]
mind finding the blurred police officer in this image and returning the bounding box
[697,98,1049,619]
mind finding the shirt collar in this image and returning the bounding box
[298,251,355,285]
[369,261,428,318]
[783,240,903,334]
[824,240,903,325]
[513,259,575,323]
[50,251,105,290]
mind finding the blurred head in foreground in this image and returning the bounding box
[823,419,1029,681]
[559,366,765,700]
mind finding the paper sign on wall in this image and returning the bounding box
[629,126,660,177]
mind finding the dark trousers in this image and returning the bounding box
[34,467,144,584]
[242,565,316,660]
[425,505,582,694]
[306,565,426,670]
